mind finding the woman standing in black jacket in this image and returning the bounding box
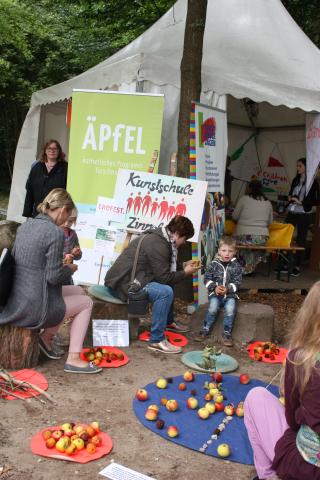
[23,139,68,218]
[286,158,319,276]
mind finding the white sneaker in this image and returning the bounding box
[148,338,182,354]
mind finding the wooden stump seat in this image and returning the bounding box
[0,325,39,369]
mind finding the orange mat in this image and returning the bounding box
[80,346,129,368]
[139,330,188,347]
[0,369,48,400]
[30,426,113,463]
[247,341,287,364]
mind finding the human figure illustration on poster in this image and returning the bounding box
[200,192,225,273]
[125,191,189,223]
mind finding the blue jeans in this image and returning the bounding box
[203,295,237,337]
[144,282,174,343]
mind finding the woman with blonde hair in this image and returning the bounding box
[244,281,320,480]
[0,188,101,374]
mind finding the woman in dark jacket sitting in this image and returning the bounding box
[23,139,68,218]
[286,158,319,276]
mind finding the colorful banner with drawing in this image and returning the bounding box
[191,103,228,305]
[306,113,320,194]
[67,89,164,206]
[114,169,208,243]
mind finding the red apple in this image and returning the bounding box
[91,435,102,447]
[86,426,96,438]
[136,389,149,401]
[52,430,64,441]
[160,397,168,406]
[224,403,235,416]
[66,443,77,456]
[204,393,212,401]
[167,426,179,438]
[187,397,198,409]
[86,442,96,454]
[239,374,250,384]
[42,430,52,440]
[235,402,244,417]
[214,402,224,412]
[178,383,187,391]
[45,437,56,449]
[145,408,158,421]
[166,399,178,412]
[147,404,159,414]
[183,371,194,382]
[211,372,223,382]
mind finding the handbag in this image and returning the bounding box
[127,235,149,317]
[0,248,15,307]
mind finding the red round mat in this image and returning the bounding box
[247,341,288,364]
[80,346,129,368]
[30,426,113,463]
[0,369,48,401]
[139,330,189,347]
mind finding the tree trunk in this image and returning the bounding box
[0,326,39,369]
[177,0,208,178]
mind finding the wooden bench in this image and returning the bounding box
[236,244,305,282]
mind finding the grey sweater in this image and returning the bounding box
[232,195,273,236]
[0,214,72,329]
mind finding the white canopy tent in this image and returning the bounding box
[8,0,320,221]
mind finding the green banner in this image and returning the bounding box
[67,90,164,206]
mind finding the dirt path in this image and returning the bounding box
[1,293,301,480]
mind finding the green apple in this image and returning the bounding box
[217,443,231,457]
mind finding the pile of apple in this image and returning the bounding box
[42,422,102,455]
[253,342,280,361]
[84,348,124,365]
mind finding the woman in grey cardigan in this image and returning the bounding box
[0,188,101,374]
[232,180,273,274]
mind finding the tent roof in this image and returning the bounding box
[32,0,320,112]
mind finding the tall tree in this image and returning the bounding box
[177,0,208,178]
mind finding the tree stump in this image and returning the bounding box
[0,326,39,369]
[191,302,274,344]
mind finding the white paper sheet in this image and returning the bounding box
[92,320,129,347]
[99,462,156,480]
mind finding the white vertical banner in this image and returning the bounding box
[194,103,228,189]
[193,103,228,305]
[306,113,320,194]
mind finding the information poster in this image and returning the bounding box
[67,89,164,206]
[114,169,208,242]
[194,103,228,191]
[67,89,164,285]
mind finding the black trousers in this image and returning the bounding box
[286,212,312,266]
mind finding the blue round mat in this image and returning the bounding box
[181,351,238,373]
[133,373,278,465]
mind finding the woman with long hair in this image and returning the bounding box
[23,139,68,218]
[285,157,319,276]
[1,188,101,374]
[232,179,273,274]
[244,281,320,480]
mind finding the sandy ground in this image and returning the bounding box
[0,293,300,480]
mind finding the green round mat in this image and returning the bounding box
[181,350,238,373]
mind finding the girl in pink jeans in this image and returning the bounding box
[244,281,320,480]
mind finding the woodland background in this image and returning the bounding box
[0,0,319,192]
